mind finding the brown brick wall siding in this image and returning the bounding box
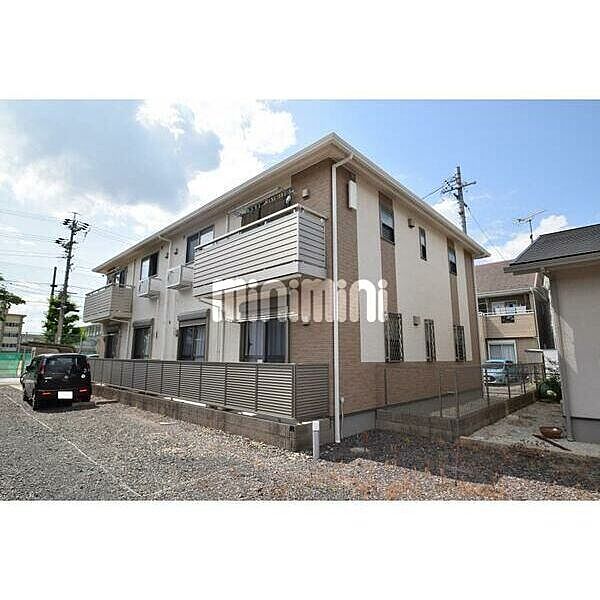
[288,160,483,418]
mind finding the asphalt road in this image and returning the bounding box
[1,384,598,500]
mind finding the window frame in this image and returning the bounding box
[131,325,152,359]
[185,225,215,264]
[419,227,427,261]
[453,324,466,362]
[240,318,288,363]
[384,312,404,362]
[424,318,436,362]
[379,203,395,244]
[177,322,207,361]
[139,252,159,280]
[448,244,457,275]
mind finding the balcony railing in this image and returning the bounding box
[88,358,329,422]
[193,204,327,296]
[83,284,133,323]
[479,310,537,338]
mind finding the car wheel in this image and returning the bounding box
[31,391,41,411]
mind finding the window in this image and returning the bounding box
[487,340,517,362]
[448,244,457,275]
[108,268,127,286]
[241,319,287,363]
[178,323,206,361]
[185,226,214,263]
[454,325,466,361]
[380,203,395,243]
[241,188,293,227]
[140,252,158,280]
[424,319,436,362]
[419,227,427,260]
[384,313,404,362]
[105,333,118,358]
[45,355,87,375]
[132,326,152,359]
[478,298,488,313]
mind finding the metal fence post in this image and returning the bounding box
[485,368,490,409]
[506,366,512,401]
[438,370,443,418]
[312,420,320,460]
[454,369,460,422]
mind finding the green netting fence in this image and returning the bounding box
[0,352,32,378]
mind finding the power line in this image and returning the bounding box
[466,205,507,261]
[0,207,137,245]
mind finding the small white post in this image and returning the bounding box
[312,420,320,460]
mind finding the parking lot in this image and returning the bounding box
[1,384,599,500]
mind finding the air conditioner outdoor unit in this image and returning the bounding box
[166,265,193,290]
[137,277,161,298]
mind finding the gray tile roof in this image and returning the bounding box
[508,224,600,268]
[476,260,536,295]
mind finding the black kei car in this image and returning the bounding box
[21,353,92,410]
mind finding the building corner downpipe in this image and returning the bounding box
[549,276,574,440]
[331,153,353,443]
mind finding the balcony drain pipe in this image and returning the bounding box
[331,153,353,443]
[158,234,173,359]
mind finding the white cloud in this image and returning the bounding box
[431,196,462,229]
[180,100,296,206]
[481,214,570,263]
[0,100,298,331]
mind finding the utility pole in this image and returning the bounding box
[441,165,477,234]
[54,213,89,344]
[50,266,57,300]
[515,210,545,245]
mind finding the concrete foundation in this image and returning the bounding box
[92,384,330,451]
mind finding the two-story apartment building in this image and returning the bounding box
[476,260,554,363]
[83,133,488,440]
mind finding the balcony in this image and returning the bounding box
[479,310,537,339]
[166,265,193,290]
[137,277,161,298]
[193,204,327,296]
[83,284,133,323]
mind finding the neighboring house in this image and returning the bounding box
[506,223,600,443]
[83,133,488,439]
[0,313,25,352]
[476,260,554,363]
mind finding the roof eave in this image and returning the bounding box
[93,132,489,272]
[505,251,600,274]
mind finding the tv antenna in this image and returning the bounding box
[514,210,545,244]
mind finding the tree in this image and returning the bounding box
[42,295,83,345]
[0,273,25,321]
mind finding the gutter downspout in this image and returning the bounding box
[549,274,574,440]
[158,234,173,360]
[331,153,353,443]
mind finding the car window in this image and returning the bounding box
[45,356,86,375]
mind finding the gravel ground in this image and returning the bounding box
[1,385,598,500]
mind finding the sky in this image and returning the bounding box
[1,100,598,333]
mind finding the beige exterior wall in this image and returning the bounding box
[552,264,600,420]
[356,177,384,362]
[392,200,462,362]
